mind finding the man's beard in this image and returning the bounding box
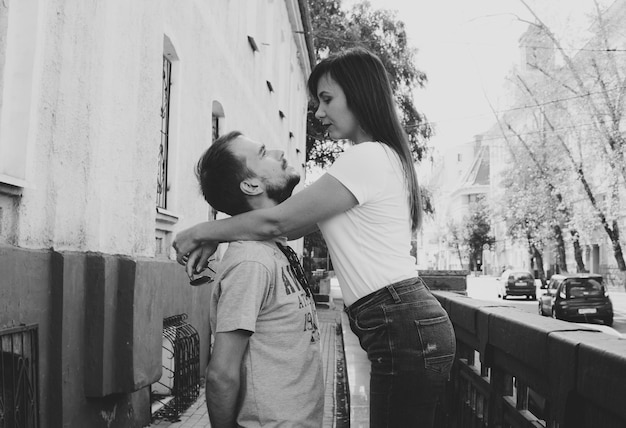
[264,173,301,204]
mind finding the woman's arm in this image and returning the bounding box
[173,173,356,263]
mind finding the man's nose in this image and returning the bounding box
[269,149,284,160]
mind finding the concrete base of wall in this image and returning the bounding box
[0,245,212,428]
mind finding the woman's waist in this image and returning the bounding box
[337,270,417,306]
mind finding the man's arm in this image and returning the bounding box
[205,330,252,428]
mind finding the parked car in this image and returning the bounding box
[497,269,536,300]
[538,273,613,326]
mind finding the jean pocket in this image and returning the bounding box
[352,305,387,332]
[415,315,456,374]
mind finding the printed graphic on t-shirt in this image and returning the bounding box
[281,264,320,342]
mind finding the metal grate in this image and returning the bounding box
[152,314,200,421]
[0,324,39,428]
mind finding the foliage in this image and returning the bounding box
[306,0,432,168]
[493,1,626,271]
[444,220,466,267]
[303,0,434,271]
[463,196,495,269]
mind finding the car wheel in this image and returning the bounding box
[531,294,536,301]
[605,317,614,327]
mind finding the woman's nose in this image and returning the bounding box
[315,105,324,119]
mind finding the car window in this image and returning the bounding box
[512,272,532,280]
[549,279,560,291]
[564,279,604,299]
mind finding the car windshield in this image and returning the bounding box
[564,279,604,299]
[511,272,532,281]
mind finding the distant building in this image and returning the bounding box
[0,1,313,426]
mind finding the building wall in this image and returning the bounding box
[0,0,310,256]
[0,1,312,426]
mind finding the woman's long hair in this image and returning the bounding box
[308,47,422,231]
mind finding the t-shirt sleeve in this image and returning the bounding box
[326,142,387,204]
[214,261,271,334]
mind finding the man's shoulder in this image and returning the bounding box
[222,241,282,267]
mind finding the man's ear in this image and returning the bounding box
[240,178,264,196]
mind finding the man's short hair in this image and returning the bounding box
[196,131,253,216]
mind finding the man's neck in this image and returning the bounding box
[247,197,278,211]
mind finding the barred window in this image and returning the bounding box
[157,55,172,209]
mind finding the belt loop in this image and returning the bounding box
[387,284,401,303]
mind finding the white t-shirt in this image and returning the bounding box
[318,141,417,306]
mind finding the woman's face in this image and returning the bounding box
[314,73,371,144]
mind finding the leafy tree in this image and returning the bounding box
[306,0,432,168]
[506,0,626,274]
[463,196,495,271]
[444,220,466,269]
[302,0,433,273]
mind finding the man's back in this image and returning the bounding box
[209,240,324,427]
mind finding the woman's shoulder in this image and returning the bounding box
[351,141,386,153]
[339,141,388,162]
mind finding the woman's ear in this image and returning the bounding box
[240,178,264,196]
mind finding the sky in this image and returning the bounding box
[342,0,611,150]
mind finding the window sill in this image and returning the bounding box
[156,207,179,233]
[0,176,25,196]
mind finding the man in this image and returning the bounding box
[194,131,323,428]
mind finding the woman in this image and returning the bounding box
[174,47,455,427]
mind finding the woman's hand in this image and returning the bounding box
[173,225,204,264]
[185,243,219,279]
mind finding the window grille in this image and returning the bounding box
[151,314,200,422]
[212,115,220,142]
[0,324,39,428]
[157,55,172,209]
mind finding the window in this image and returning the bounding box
[210,101,225,220]
[0,0,41,192]
[212,115,220,142]
[212,101,224,143]
[156,55,172,209]
[155,36,180,257]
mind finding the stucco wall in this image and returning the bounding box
[3,0,310,257]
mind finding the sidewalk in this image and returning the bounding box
[146,299,369,428]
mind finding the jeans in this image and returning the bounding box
[345,277,456,428]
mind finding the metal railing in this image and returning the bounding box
[152,314,200,421]
[0,324,39,428]
[433,292,626,428]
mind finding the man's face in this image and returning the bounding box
[230,135,301,203]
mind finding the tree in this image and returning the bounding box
[463,197,495,271]
[492,1,626,282]
[444,220,466,269]
[302,0,433,272]
[306,0,432,168]
[516,0,626,274]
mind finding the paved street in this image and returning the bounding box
[466,275,626,336]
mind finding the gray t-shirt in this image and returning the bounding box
[210,240,324,428]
